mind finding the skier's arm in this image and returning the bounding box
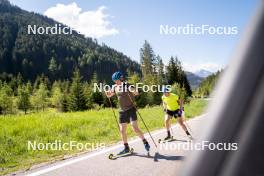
[106,84,118,98]
[131,90,139,96]
[178,99,184,110]
[128,84,139,96]
[105,91,115,98]
[163,102,167,112]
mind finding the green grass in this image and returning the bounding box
[0,99,208,175]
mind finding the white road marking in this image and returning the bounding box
[26,114,206,176]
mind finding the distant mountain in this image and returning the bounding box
[196,70,221,97]
[185,71,204,89]
[195,69,213,78]
[0,0,141,82]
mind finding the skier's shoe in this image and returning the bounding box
[164,136,173,141]
[144,142,150,152]
[108,148,134,159]
[117,148,130,155]
[158,136,174,143]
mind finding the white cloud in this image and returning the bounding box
[44,2,119,38]
[182,62,223,73]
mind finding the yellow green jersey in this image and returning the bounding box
[162,93,179,111]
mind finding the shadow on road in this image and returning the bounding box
[168,139,189,143]
[153,152,185,162]
[158,138,189,143]
[173,139,189,142]
[108,152,154,160]
[109,152,184,162]
[132,153,155,159]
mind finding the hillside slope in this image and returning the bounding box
[185,71,204,89]
[196,70,221,96]
[0,0,140,82]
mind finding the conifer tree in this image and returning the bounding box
[17,83,31,114]
[68,69,87,111]
[140,40,156,77]
[90,73,104,107]
[50,81,64,111]
[31,82,49,111]
[166,56,192,96]
[156,55,165,84]
[0,83,13,114]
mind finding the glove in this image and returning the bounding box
[179,109,183,115]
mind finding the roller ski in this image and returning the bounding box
[108,148,134,160]
[158,136,174,143]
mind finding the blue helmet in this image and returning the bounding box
[112,71,123,81]
[162,87,169,93]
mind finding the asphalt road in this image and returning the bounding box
[21,114,207,176]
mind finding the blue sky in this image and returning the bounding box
[9,0,258,72]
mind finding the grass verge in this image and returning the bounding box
[0,99,208,175]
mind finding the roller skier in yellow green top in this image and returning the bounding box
[161,88,193,141]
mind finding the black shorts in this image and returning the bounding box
[119,107,137,123]
[166,109,182,118]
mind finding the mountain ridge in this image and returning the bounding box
[0,0,141,82]
[185,71,204,89]
[194,69,213,78]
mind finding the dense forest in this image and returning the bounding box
[0,40,192,115]
[194,70,222,97]
[0,0,140,82]
[0,0,193,115]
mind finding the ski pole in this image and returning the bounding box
[184,117,193,135]
[179,98,194,136]
[127,93,158,148]
[106,94,120,134]
[180,108,193,135]
[136,108,158,148]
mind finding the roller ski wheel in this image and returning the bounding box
[108,148,134,160]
